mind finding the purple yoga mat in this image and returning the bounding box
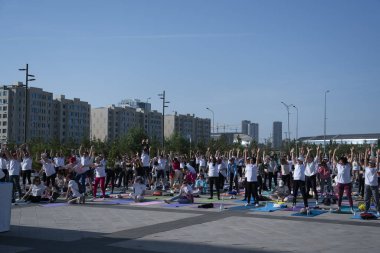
[40,203,69,207]
[130,201,162,206]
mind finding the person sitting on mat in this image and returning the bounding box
[131,176,146,202]
[270,180,289,202]
[164,180,193,204]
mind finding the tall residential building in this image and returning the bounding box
[241,120,250,135]
[272,121,283,149]
[119,99,151,113]
[0,83,55,143]
[0,83,91,144]
[248,123,259,144]
[54,95,91,144]
[164,113,211,144]
[91,105,141,142]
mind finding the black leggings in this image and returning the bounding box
[24,195,50,203]
[281,174,292,193]
[105,170,116,193]
[257,175,263,195]
[246,181,259,204]
[209,177,220,199]
[22,170,32,185]
[218,173,225,190]
[293,180,308,207]
[46,174,56,187]
[358,174,365,198]
[305,175,318,201]
[229,173,239,192]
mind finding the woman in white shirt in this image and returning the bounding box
[208,156,220,200]
[40,153,57,188]
[244,148,260,207]
[332,147,354,213]
[21,146,33,189]
[22,177,50,203]
[291,148,308,208]
[363,148,379,215]
[93,156,106,199]
[5,149,23,202]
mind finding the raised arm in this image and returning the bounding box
[256,148,260,166]
[364,147,369,168]
[348,147,354,163]
[290,148,296,165]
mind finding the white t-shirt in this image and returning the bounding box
[141,153,150,167]
[42,160,56,177]
[0,157,7,170]
[54,157,65,167]
[22,157,33,171]
[365,167,378,186]
[245,164,258,182]
[336,164,352,184]
[68,180,81,197]
[352,161,360,171]
[8,159,21,176]
[208,163,219,177]
[133,183,146,196]
[80,156,91,173]
[185,164,196,174]
[31,184,46,197]
[199,158,206,167]
[158,158,167,170]
[95,163,106,178]
[293,164,306,181]
[305,160,318,177]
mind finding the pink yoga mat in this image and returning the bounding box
[130,201,162,206]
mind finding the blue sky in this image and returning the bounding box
[1,0,379,142]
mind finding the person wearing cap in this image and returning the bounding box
[290,147,308,208]
[332,147,355,213]
[363,148,379,215]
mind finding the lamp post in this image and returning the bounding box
[206,107,214,134]
[293,105,299,156]
[18,64,35,143]
[324,90,330,155]
[281,102,293,141]
[158,91,169,149]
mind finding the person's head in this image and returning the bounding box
[66,174,74,181]
[306,155,313,163]
[95,156,102,164]
[198,173,204,179]
[24,151,30,158]
[134,176,143,184]
[83,151,89,157]
[246,157,252,164]
[280,158,287,165]
[41,153,47,160]
[368,159,376,168]
[297,156,304,164]
[33,177,41,185]
[338,156,348,165]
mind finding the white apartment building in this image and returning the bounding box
[164,113,211,144]
[54,95,91,144]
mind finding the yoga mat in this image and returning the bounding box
[40,203,69,208]
[130,201,162,206]
[291,209,327,217]
[351,212,379,220]
[250,203,280,212]
[333,206,357,214]
[161,203,194,208]
[228,205,255,211]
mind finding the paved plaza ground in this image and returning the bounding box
[1,191,380,253]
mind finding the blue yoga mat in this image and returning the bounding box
[250,203,280,212]
[291,209,327,217]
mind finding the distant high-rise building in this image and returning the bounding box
[272,121,282,149]
[248,123,259,144]
[241,120,250,135]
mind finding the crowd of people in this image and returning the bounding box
[0,140,379,216]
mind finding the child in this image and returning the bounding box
[131,176,146,202]
[22,177,51,203]
[164,180,193,204]
[66,174,85,204]
[194,173,207,194]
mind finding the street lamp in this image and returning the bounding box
[206,107,214,134]
[293,105,299,156]
[324,90,330,155]
[158,91,169,149]
[19,64,36,143]
[281,102,293,141]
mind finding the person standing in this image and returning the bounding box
[244,148,260,207]
[5,148,23,203]
[363,148,379,215]
[305,146,320,205]
[208,156,220,200]
[290,148,308,209]
[332,147,355,214]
